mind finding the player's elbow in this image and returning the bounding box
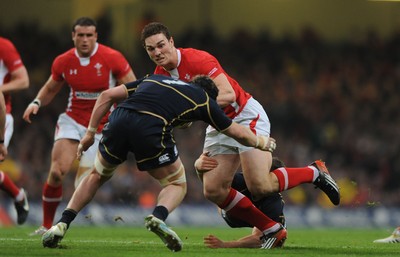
[217,91,236,107]
[21,77,30,89]
[15,68,30,89]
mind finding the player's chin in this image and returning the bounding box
[78,47,91,56]
[154,58,166,66]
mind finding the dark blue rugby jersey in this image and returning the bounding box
[117,74,233,132]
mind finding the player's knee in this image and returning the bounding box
[158,164,187,188]
[203,184,227,203]
[94,154,118,177]
[248,183,275,200]
[48,168,67,184]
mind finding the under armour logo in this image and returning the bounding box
[70,69,77,75]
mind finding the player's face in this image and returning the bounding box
[144,33,177,70]
[72,25,98,57]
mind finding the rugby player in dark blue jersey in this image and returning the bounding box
[41,74,277,252]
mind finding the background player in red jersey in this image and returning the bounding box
[141,22,340,248]
[22,17,136,235]
[0,37,30,225]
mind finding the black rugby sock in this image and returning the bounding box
[152,205,169,221]
[58,208,78,228]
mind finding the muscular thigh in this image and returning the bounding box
[147,158,183,180]
[202,154,241,190]
[240,149,275,193]
[50,139,79,172]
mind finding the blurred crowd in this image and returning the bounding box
[1,21,400,209]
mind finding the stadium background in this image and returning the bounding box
[0,0,400,228]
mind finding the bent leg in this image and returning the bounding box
[240,149,278,200]
[66,152,114,212]
[42,139,78,229]
[148,158,187,215]
[145,158,186,252]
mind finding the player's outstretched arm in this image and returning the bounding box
[22,76,64,123]
[194,152,218,181]
[77,85,128,159]
[223,122,276,152]
[204,233,262,248]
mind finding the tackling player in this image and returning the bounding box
[141,22,340,248]
[41,74,277,252]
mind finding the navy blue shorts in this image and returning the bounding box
[99,108,179,171]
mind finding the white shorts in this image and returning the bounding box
[204,97,270,156]
[4,114,14,148]
[54,113,101,168]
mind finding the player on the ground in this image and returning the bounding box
[197,155,287,248]
[41,74,277,252]
[23,17,136,235]
[0,37,29,224]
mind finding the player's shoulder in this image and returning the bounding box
[0,37,11,46]
[181,48,214,60]
[0,37,16,51]
[97,44,123,56]
[54,48,75,62]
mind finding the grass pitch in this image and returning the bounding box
[0,226,398,257]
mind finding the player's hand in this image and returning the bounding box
[194,152,218,174]
[77,132,95,160]
[22,103,40,123]
[255,136,277,153]
[204,234,225,248]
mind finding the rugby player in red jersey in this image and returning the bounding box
[23,17,136,235]
[0,37,30,225]
[141,22,340,248]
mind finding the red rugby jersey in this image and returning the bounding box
[154,48,251,118]
[0,37,25,113]
[51,43,131,129]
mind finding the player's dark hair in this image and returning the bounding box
[72,17,97,32]
[141,22,171,47]
[192,75,219,100]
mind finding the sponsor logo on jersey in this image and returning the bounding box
[70,69,78,75]
[185,74,191,81]
[75,91,101,99]
[158,153,170,164]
